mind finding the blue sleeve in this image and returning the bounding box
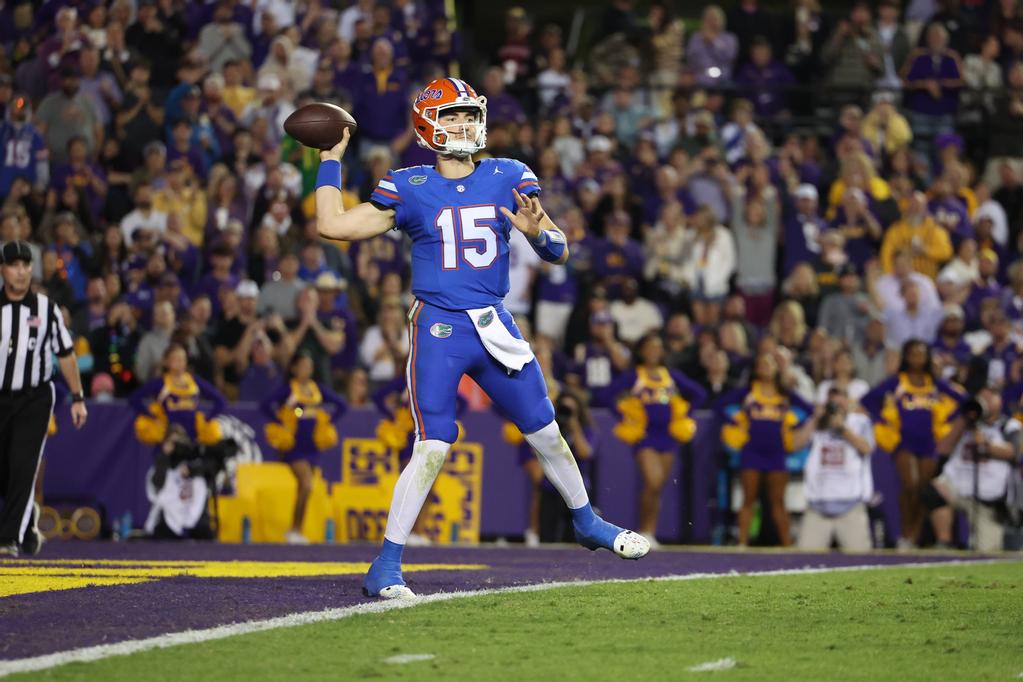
[670,369,708,408]
[128,378,164,414]
[369,169,407,229]
[860,376,899,421]
[195,376,227,416]
[260,382,290,422]
[320,385,349,418]
[513,160,540,196]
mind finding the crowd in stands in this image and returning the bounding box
[3,0,1023,548]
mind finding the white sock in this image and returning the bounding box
[524,420,590,509]
[383,439,451,546]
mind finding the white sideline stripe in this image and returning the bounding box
[383,653,435,664]
[0,559,1002,677]
[687,657,738,672]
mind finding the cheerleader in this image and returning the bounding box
[262,352,348,544]
[860,339,964,548]
[717,350,813,546]
[130,344,226,447]
[611,333,707,546]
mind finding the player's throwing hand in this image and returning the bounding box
[320,127,351,163]
[500,189,546,240]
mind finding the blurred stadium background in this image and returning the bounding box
[1,0,1023,678]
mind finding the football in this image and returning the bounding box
[283,102,358,150]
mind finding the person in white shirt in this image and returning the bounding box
[505,228,540,316]
[120,183,168,242]
[790,389,876,551]
[926,387,1017,551]
[609,278,663,346]
[872,249,941,314]
[678,206,736,326]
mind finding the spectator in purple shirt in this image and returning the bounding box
[928,176,972,245]
[965,249,1004,327]
[901,23,964,152]
[51,136,107,225]
[194,241,239,318]
[735,36,796,118]
[480,66,526,125]
[686,5,739,86]
[354,38,410,153]
[591,210,645,299]
[166,117,209,181]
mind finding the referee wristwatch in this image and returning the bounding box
[71,391,85,403]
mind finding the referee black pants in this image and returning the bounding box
[0,384,54,545]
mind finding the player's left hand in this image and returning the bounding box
[501,189,545,240]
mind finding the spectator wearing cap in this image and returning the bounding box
[241,72,296,149]
[198,2,252,73]
[154,159,207,247]
[901,23,963,151]
[862,91,913,157]
[686,6,738,87]
[570,309,632,408]
[932,303,972,380]
[315,271,360,379]
[125,0,184,90]
[735,36,796,118]
[590,210,644,300]
[583,135,623,188]
[880,192,953,279]
[35,66,101,164]
[782,183,826,276]
[214,279,284,395]
[0,91,49,197]
[135,300,176,381]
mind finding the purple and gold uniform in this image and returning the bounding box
[611,367,707,452]
[368,157,555,443]
[262,380,348,463]
[717,383,813,472]
[130,373,226,445]
[860,373,964,457]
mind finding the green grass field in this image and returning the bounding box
[18,561,1023,682]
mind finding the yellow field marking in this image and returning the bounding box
[0,560,488,597]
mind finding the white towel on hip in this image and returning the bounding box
[466,306,535,373]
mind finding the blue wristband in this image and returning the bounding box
[316,159,342,190]
[529,229,567,263]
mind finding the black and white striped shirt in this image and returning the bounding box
[0,290,74,392]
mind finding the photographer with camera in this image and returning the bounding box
[924,387,1017,552]
[789,388,876,551]
[144,423,237,540]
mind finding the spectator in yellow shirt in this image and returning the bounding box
[862,91,913,157]
[153,159,208,247]
[880,192,953,278]
[221,60,255,119]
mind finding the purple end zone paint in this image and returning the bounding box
[0,543,985,661]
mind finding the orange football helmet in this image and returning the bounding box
[411,77,487,157]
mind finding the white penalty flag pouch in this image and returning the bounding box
[466,306,535,373]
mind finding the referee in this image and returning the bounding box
[0,240,87,557]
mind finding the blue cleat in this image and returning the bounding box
[571,504,650,560]
[362,539,417,599]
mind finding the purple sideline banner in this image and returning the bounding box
[42,402,904,544]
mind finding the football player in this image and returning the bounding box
[314,78,649,599]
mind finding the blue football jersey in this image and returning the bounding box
[370,157,540,311]
[0,122,46,195]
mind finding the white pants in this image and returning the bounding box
[798,504,872,552]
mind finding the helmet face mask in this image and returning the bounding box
[413,79,488,157]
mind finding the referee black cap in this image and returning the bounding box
[1,240,32,264]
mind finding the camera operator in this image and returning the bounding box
[144,424,236,540]
[789,388,876,552]
[924,388,1017,551]
[538,390,595,543]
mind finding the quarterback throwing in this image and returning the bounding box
[314,77,649,599]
